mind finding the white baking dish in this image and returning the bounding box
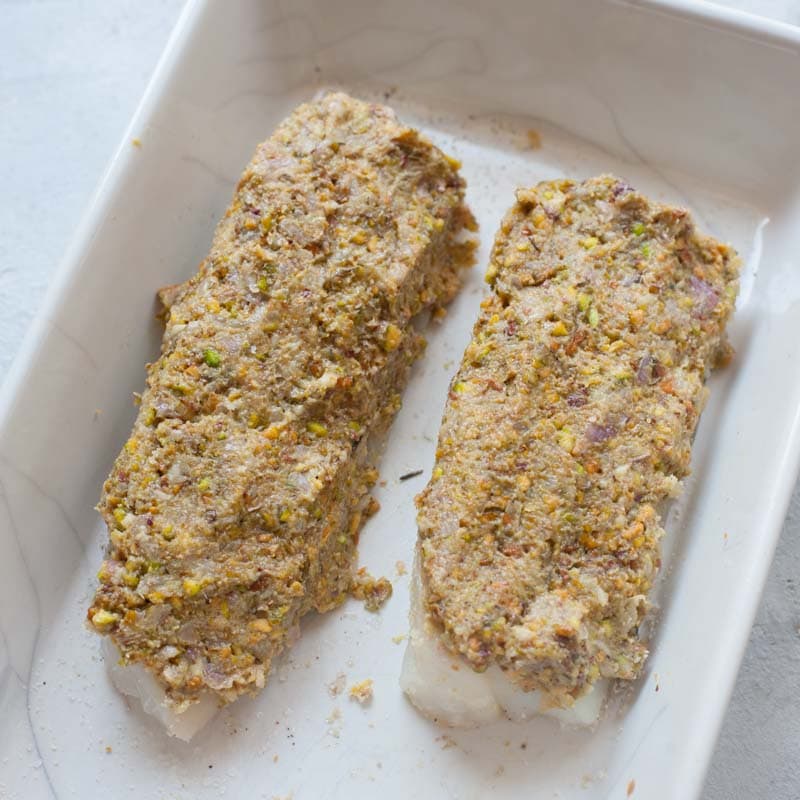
[2,1,799,798]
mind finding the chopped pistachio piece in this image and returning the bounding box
[383,323,402,352]
[91,609,120,628]
[203,348,222,368]
[183,578,203,597]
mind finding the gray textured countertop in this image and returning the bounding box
[1,2,798,798]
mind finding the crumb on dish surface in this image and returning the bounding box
[349,679,374,704]
[350,568,393,612]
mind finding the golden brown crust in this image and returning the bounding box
[417,175,739,706]
[88,92,475,709]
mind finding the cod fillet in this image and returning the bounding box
[402,175,739,725]
[88,92,475,738]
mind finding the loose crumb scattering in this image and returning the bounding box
[525,128,542,149]
[391,633,407,644]
[131,137,142,148]
[627,778,636,796]
[436,734,457,750]
[104,746,112,754]
[348,679,374,704]
[327,673,347,697]
[326,706,343,738]
[350,569,392,612]
[395,560,407,576]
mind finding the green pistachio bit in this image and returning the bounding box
[122,572,140,588]
[204,348,222,368]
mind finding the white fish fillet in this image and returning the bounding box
[102,639,218,741]
[400,561,607,728]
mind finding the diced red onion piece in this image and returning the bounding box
[612,181,634,198]
[689,275,719,317]
[636,354,666,385]
[586,422,616,443]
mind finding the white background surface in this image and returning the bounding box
[0,2,798,798]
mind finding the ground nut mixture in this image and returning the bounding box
[88,93,476,711]
[417,176,739,707]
